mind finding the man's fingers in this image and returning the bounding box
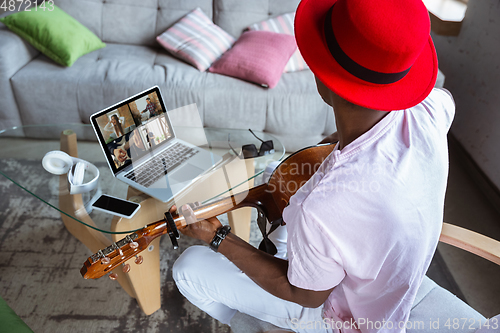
[206,217,220,224]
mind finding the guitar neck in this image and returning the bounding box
[171,183,279,227]
[81,183,278,279]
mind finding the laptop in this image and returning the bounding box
[90,86,222,203]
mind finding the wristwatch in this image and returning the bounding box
[209,225,231,252]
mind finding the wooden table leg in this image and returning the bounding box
[107,155,258,314]
[58,130,138,309]
[110,187,163,315]
[225,157,256,242]
[59,132,260,315]
[161,155,256,242]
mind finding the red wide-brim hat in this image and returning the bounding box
[295,0,438,111]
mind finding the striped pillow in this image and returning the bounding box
[156,8,235,71]
[246,12,308,73]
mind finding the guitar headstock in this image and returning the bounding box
[81,211,183,280]
[80,232,148,279]
[80,217,172,279]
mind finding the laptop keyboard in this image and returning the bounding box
[124,142,199,188]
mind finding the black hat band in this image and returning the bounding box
[323,5,411,85]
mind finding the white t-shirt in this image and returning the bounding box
[283,88,455,333]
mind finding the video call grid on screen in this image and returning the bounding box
[92,87,174,173]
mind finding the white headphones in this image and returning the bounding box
[42,151,100,195]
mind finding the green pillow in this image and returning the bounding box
[0,5,105,66]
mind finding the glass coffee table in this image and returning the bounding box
[0,124,285,315]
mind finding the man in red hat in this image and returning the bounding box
[172,0,455,332]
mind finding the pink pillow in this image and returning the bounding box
[246,13,308,73]
[208,30,297,88]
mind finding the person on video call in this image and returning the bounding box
[171,0,455,332]
[141,97,159,118]
[104,114,125,138]
[108,129,148,167]
[147,131,157,149]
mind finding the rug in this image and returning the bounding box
[0,159,260,333]
[0,159,465,333]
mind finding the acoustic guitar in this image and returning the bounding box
[80,143,336,280]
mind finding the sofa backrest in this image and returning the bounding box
[213,0,301,38]
[55,0,213,46]
[55,0,300,46]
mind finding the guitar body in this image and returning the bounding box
[81,143,336,279]
[268,143,336,213]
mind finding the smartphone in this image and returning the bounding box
[91,194,141,219]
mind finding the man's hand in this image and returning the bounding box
[168,206,334,308]
[319,131,339,144]
[169,205,222,244]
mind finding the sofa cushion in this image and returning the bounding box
[209,31,296,88]
[10,44,206,128]
[0,25,40,131]
[0,5,105,67]
[213,0,301,38]
[9,41,334,151]
[246,12,308,73]
[157,7,235,71]
[54,0,214,47]
[204,66,333,151]
[55,0,302,45]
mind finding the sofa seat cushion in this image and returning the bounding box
[204,66,333,151]
[11,43,206,128]
[10,42,335,151]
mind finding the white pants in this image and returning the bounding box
[172,244,332,333]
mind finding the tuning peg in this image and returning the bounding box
[130,241,139,249]
[134,255,143,265]
[122,264,131,273]
[109,273,118,280]
[101,257,110,265]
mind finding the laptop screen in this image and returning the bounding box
[91,86,175,174]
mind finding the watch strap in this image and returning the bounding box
[209,225,231,252]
